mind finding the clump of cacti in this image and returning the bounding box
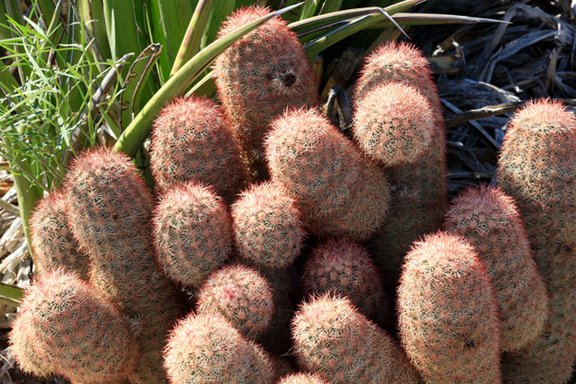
[29,191,89,278]
[152,181,233,288]
[265,107,390,239]
[355,42,448,294]
[444,186,549,352]
[497,99,576,384]
[214,6,317,179]
[278,373,328,384]
[64,148,182,383]
[302,238,390,325]
[397,232,501,384]
[352,82,435,166]
[292,294,421,384]
[197,264,275,339]
[9,270,136,383]
[232,182,305,269]
[164,311,275,384]
[149,96,246,202]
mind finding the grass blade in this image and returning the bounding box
[114,2,304,157]
[374,13,508,27]
[121,44,162,128]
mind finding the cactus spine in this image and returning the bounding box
[64,148,182,383]
[278,373,328,384]
[153,181,233,288]
[397,232,501,383]
[265,108,390,239]
[232,181,305,269]
[29,191,89,278]
[214,6,317,179]
[352,82,435,167]
[497,99,576,384]
[355,42,448,293]
[164,311,275,384]
[149,96,246,202]
[444,186,549,352]
[197,264,275,339]
[292,294,421,384]
[302,238,390,325]
[9,270,136,383]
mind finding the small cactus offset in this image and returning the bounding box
[196,264,275,339]
[497,99,576,384]
[149,96,246,202]
[9,270,137,383]
[153,181,233,288]
[397,232,501,384]
[356,42,448,295]
[352,82,435,167]
[29,191,89,278]
[232,181,305,269]
[302,238,391,325]
[444,186,549,352]
[278,373,328,384]
[214,6,317,179]
[292,294,421,384]
[164,311,276,384]
[265,108,390,240]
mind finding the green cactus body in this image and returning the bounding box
[497,100,576,384]
[278,373,328,384]
[164,311,276,384]
[355,42,448,292]
[292,295,421,384]
[302,238,391,326]
[153,181,233,288]
[444,186,549,352]
[352,82,435,167]
[197,264,275,339]
[149,96,246,203]
[29,191,89,278]
[214,6,318,179]
[232,181,305,269]
[9,270,136,383]
[397,232,501,384]
[64,148,182,383]
[265,108,390,240]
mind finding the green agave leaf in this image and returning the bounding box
[319,0,343,15]
[300,0,320,20]
[78,0,111,60]
[0,282,24,306]
[374,13,507,27]
[171,0,213,75]
[114,2,304,157]
[148,0,196,82]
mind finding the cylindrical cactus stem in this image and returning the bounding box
[397,232,502,384]
[444,186,549,352]
[278,373,328,384]
[29,191,89,278]
[64,148,182,383]
[352,82,435,167]
[153,181,233,288]
[149,96,247,203]
[265,107,390,240]
[196,264,275,340]
[302,238,392,327]
[355,42,448,296]
[292,294,421,384]
[214,6,318,179]
[164,311,276,384]
[497,99,576,384]
[9,270,137,383]
[231,181,306,269]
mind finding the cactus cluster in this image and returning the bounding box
[11,6,573,384]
